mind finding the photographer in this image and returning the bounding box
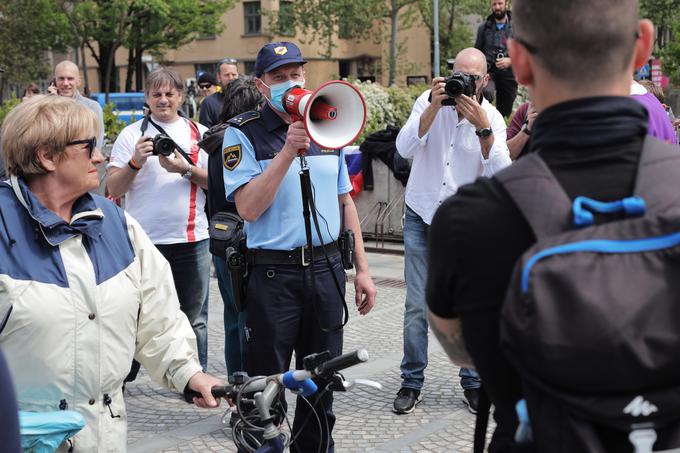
[475,0,518,117]
[393,47,511,416]
[106,67,211,372]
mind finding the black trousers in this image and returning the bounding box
[244,254,345,453]
[483,69,518,117]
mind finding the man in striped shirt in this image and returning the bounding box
[107,67,211,372]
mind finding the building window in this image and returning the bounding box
[278,1,295,36]
[195,63,219,78]
[338,17,351,39]
[244,61,256,76]
[244,1,261,35]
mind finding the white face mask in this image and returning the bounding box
[261,79,306,112]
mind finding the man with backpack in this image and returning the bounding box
[427,1,680,452]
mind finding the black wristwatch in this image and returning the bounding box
[521,122,531,136]
[475,127,493,138]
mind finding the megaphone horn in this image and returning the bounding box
[282,81,366,150]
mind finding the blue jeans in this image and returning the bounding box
[400,206,430,390]
[459,367,481,390]
[213,255,245,374]
[156,240,210,371]
[401,206,481,391]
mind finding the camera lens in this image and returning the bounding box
[153,135,176,157]
[445,79,465,98]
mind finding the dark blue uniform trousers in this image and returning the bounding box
[244,253,345,453]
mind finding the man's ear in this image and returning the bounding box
[633,19,654,71]
[508,39,534,86]
[35,147,57,172]
[254,77,266,95]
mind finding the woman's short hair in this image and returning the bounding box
[145,67,184,95]
[22,83,40,97]
[220,77,265,122]
[0,95,99,177]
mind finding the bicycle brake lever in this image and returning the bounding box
[351,379,383,390]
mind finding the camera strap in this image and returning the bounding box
[142,115,197,167]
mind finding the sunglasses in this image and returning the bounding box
[67,137,97,158]
[199,84,212,89]
[220,58,238,65]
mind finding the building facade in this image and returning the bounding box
[81,0,432,92]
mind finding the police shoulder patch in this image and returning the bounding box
[223,145,242,171]
[226,111,261,128]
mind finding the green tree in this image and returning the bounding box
[56,0,234,98]
[0,0,73,100]
[640,0,680,49]
[123,0,234,92]
[638,0,680,86]
[269,0,420,86]
[417,0,489,75]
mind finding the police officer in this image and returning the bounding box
[222,42,377,452]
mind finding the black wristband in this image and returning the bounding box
[128,160,140,171]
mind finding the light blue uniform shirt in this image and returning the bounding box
[221,108,352,250]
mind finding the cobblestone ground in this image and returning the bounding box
[126,264,488,452]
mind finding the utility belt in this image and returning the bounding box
[247,243,340,267]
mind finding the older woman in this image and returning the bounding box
[0,95,223,451]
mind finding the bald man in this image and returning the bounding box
[392,47,511,415]
[53,60,105,148]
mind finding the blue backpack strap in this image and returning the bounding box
[633,136,680,216]
[495,153,573,240]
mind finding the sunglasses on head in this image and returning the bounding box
[199,83,212,89]
[220,58,238,65]
[67,137,97,158]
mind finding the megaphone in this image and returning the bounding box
[281,80,366,151]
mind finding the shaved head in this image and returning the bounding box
[453,48,488,76]
[54,60,82,98]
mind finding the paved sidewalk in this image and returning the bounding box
[126,251,482,452]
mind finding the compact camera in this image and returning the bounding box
[149,134,178,157]
[496,48,507,60]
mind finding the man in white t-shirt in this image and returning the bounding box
[107,67,211,372]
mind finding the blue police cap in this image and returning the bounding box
[255,42,307,77]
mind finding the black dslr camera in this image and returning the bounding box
[149,134,178,157]
[428,72,477,106]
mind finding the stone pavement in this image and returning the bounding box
[125,251,484,452]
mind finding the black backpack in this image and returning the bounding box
[494,137,680,453]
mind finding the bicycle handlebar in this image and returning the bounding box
[314,348,368,376]
[184,349,369,403]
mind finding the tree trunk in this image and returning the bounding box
[125,47,135,92]
[80,43,91,96]
[104,48,116,102]
[389,0,399,86]
[135,47,143,92]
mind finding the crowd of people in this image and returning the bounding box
[1,0,680,452]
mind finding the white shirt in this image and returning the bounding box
[396,90,511,224]
[108,116,209,244]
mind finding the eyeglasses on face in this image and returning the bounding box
[66,137,97,158]
[199,84,212,89]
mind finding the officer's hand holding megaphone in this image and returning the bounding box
[282,121,310,158]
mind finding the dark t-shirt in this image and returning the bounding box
[199,92,225,128]
[426,96,649,452]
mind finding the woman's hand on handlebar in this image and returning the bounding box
[187,372,226,408]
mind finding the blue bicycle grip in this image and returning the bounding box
[282,372,318,397]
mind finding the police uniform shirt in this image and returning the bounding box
[222,105,352,250]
